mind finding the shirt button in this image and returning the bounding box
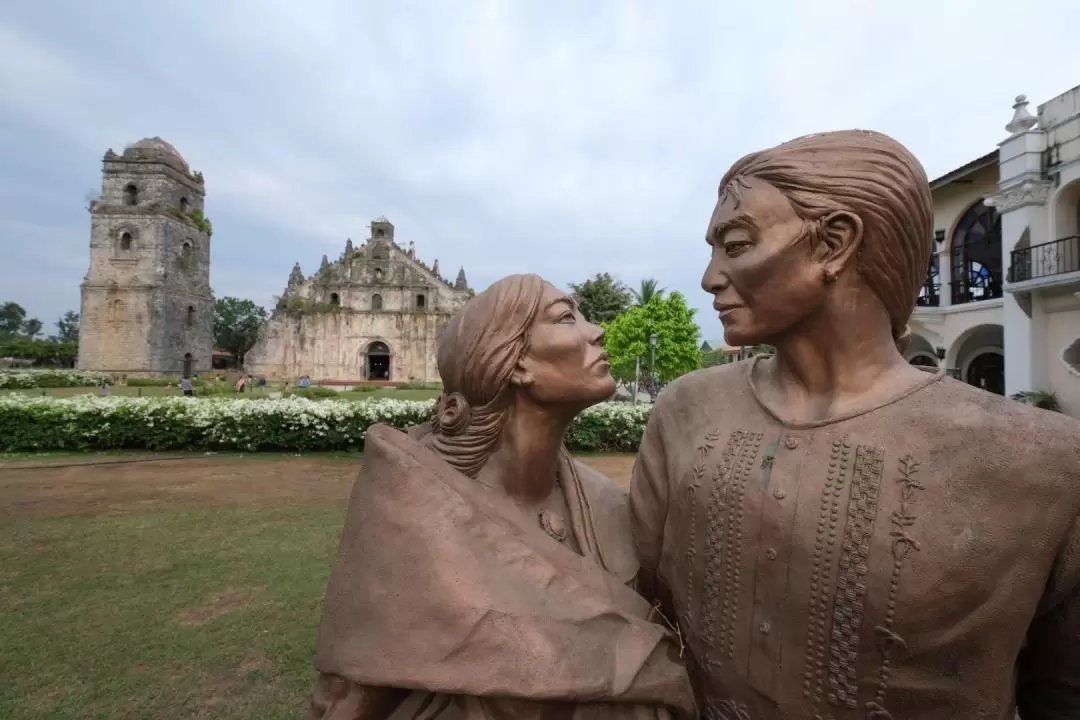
[773,488,786,500]
[765,548,777,560]
[758,621,771,635]
[784,436,799,450]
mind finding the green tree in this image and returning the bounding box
[22,317,43,339]
[603,292,702,384]
[568,273,632,324]
[630,277,665,306]
[0,337,77,366]
[0,301,26,337]
[214,297,268,365]
[55,311,80,343]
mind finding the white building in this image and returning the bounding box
[908,86,1080,417]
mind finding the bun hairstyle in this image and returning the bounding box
[428,274,547,478]
[719,130,934,354]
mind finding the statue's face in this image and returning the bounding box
[515,283,616,408]
[701,177,828,347]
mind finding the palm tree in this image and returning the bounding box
[631,278,665,306]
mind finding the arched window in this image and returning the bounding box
[950,201,1002,304]
[374,267,384,281]
[374,228,385,238]
[186,306,195,327]
[179,197,189,212]
[916,253,940,307]
[371,294,383,311]
[181,242,192,265]
[415,293,426,309]
[123,184,138,206]
[119,232,133,251]
[109,299,124,322]
[330,292,340,307]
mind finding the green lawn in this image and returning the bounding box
[0,506,344,720]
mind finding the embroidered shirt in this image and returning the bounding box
[631,359,1080,720]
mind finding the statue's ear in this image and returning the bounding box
[816,211,864,277]
[510,360,534,388]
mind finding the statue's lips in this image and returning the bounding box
[591,352,610,367]
[714,304,743,318]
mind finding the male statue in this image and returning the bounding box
[630,129,1080,719]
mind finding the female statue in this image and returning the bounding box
[310,274,695,720]
[631,130,1080,720]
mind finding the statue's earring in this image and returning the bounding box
[823,267,837,284]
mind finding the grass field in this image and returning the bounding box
[0,453,635,720]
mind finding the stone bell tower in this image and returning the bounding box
[77,137,214,376]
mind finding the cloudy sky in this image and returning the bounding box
[2,0,1080,343]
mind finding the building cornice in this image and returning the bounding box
[982,180,1055,213]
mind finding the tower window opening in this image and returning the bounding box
[120,232,133,251]
[123,184,138,206]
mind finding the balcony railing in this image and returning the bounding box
[1008,236,1080,283]
[915,283,940,307]
[950,281,1002,305]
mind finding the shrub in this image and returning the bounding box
[0,396,652,453]
[283,386,341,400]
[0,369,111,389]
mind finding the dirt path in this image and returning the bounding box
[0,454,636,519]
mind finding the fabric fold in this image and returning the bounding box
[313,424,694,719]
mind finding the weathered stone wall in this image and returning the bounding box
[245,219,471,381]
[246,310,450,382]
[78,142,213,375]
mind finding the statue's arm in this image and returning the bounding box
[628,406,672,610]
[1016,514,1080,720]
[307,674,410,720]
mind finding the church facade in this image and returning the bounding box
[244,218,472,383]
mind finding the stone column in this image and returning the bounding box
[985,95,1053,396]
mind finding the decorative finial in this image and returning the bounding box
[289,262,305,285]
[455,266,469,291]
[1006,94,1037,135]
[345,237,353,254]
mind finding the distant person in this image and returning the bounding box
[236,375,246,393]
[299,375,311,389]
[258,376,267,392]
[99,382,110,396]
[180,376,194,397]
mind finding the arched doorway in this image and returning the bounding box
[950,200,1002,304]
[365,341,391,381]
[908,353,938,368]
[966,352,1004,395]
[182,352,193,378]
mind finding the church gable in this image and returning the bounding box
[273,217,471,315]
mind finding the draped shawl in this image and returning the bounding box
[312,424,695,719]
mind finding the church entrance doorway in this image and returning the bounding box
[182,353,193,378]
[365,342,391,381]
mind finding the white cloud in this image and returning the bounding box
[2,0,1080,338]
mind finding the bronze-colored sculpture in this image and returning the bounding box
[311,274,695,720]
[630,130,1080,719]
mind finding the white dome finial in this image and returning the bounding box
[1006,94,1037,135]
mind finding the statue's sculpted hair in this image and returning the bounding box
[719,130,934,352]
[428,273,546,477]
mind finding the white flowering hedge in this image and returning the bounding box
[0,395,651,453]
[0,369,111,389]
